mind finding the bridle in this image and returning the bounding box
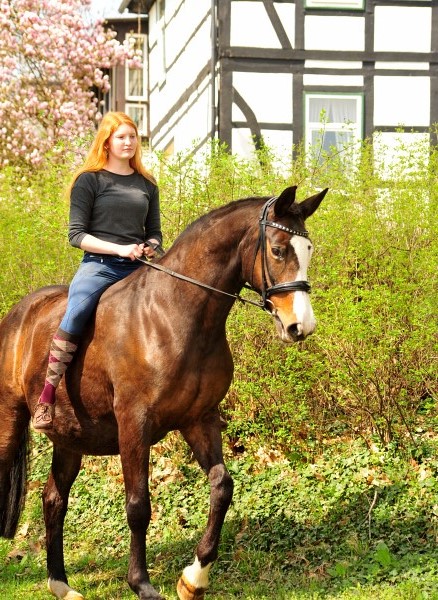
[256,196,311,309]
[138,197,311,311]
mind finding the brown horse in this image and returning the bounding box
[0,185,327,599]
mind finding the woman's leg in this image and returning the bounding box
[33,258,141,431]
[32,329,80,430]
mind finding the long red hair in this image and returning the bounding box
[67,112,156,194]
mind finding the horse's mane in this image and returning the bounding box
[171,195,268,248]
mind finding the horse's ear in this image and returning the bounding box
[273,186,298,217]
[299,188,329,220]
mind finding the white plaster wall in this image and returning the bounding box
[232,72,293,124]
[149,3,211,131]
[232,128,294,164]
[374,6,431,52]
[230,1,295,48]
[165,0,209,65]
[376,62,429,71]
[374,77,430,127]
[305,16,365,51]
[173,85,212,150]
[303,74,363,86]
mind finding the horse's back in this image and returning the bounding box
[0,285,67,335]
[0,286,68,403]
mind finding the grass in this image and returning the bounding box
[1,434,437,599]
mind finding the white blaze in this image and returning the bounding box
[290,236,316,337]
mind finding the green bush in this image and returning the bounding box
[0,138,436,450]
[0,137,437,598]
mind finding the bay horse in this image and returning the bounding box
[0,185,327,599]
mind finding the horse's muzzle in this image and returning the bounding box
[273,314,317,343]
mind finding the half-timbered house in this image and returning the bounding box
[108,0,438,159]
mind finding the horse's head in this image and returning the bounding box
[250,186,328,343]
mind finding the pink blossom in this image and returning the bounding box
[1,0,136,167]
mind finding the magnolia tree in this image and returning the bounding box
[0,0,140,167]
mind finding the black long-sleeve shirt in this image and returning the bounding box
[68,170,162,250]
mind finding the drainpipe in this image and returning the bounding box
[210,0,217,141]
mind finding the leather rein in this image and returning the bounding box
[137,197,311,311]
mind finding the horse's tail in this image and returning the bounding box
[0,427,30,539]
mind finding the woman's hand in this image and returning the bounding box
[143,239,160,259]
[118,243,145,261]
[80,235,146,260]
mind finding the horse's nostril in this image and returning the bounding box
[288,323,300,337]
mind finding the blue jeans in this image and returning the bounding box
[59,254,144,336]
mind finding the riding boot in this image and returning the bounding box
[32,328,79,432]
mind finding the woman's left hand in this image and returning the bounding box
[143,240,160,259]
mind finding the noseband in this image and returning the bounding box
[256,196,311,309]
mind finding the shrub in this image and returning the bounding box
[0,137,436,451]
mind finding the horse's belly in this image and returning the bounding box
[46,401,120,455]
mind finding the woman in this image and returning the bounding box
[32,112,162,431]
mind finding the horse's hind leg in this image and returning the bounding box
[178,410,233,600]
[43,445,84,600]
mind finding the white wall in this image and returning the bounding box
[146,1,433,163]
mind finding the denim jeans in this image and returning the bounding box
[59,254,144,336]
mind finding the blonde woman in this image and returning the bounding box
[32,112,162,431]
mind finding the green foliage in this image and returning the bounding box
[1,136,437,448]
[0,161,79,315]
[0,135,437,596]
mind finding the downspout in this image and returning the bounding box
[210,0,217,141]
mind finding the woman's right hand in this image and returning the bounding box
[80,235,145,260]
[118,243,145,261]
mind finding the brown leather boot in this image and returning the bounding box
[32,403,55,431]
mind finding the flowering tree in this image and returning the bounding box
[0,0,140,167]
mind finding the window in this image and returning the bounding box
[305,0,364,9]
[305,93,363,160]
[156,0,165,21]
[126,34,147,100]
[156,0,166,86]
[125,103,147,137]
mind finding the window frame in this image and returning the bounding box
[125,33,147,102]
[304,0,365,10]
[125,103,147,137]
[304,91,364,160]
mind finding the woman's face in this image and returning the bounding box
[107,124,138,161]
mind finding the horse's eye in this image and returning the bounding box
[271,247,283,259]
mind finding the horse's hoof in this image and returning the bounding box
[177,575,205,600]
[47,578,85,599]
[138,582,165,599]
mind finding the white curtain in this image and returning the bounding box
[309,97,357,124]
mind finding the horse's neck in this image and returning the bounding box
[167,206,254,293]
[104,202,257,338]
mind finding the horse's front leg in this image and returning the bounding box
[118,417,163,600]
[43,445,84,599]
[177,410,234,600]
